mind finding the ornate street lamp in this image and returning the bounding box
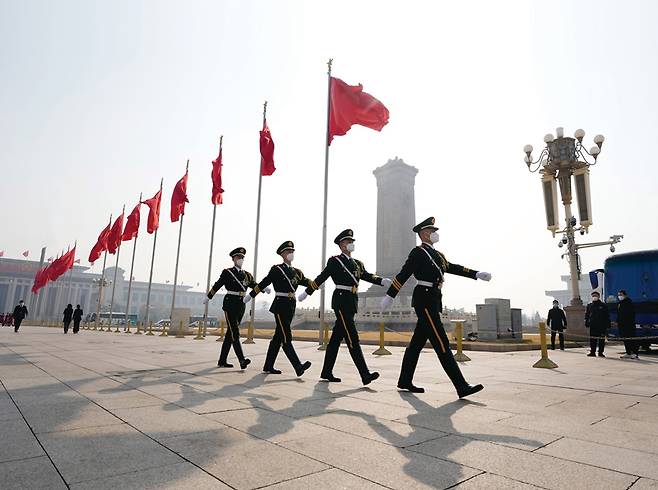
[524,127,622,307]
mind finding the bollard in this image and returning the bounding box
[159,323,168,337]
[175,321,185,338]
[113,323,121,333]
[318,323,329,351]
[202,324,207,338]
[125,322,132,334]
[243,319,255,344]
[533,321,558,369]
[194,323,204,340]
[146,322,154,336]
[453,321,471,362]
[216,320,225,341]
[133,321,142,335]
[373,321,392,355]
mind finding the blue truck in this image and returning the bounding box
[591,250,658,350]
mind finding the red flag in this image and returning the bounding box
[328,77,389,144]
[0,251,4,257]
[211,146,224,205]
[22,250,29,258]
[88,222,111,263]
[171,171,189,222]
[259,121,276,176]
[31,266,50,293]
[142,189,162,234]
[107,213,125,255]
[48,247,76,282]
[122,202,141,241]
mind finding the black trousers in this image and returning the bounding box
[398,305,467,391]
[589,328,605,354]
[63,320,71,333]
[321,308,372,381]
[620,326,638,354]
[550,330,564,349]
[263,308,302,370]
[14,318,23,332]
[218,305,247,364]
[73,320,81,333]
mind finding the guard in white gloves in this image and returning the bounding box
[381,217,492,398]
[301,229,389,385]
[206,247,260,370]
[247,241,315,377]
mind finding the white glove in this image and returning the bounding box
[243,295,252,304]
[476,271,492,281]
[380,295,394,310]
[298,291,308,302]
[202,297,210,305]
[264,287,272,294]
[381,278,392,288]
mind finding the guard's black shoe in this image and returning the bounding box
[457,383,484,398]
[598,352,606,357]
[240,358,251,370]
[263,368,282,374]
[217,362,234,368]
[398,383,425,393]
[295,361,312,377]
[587,352,596,357]
[362,372,380,386]
[321,374,341,382]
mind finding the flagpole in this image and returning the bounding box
[108,205,125,332]
[34,247,46,320]
[144,178,163,326]
[318,58,333,344]
[95,214,112,330]
[125,193,141,330]
[66,241,76,305]
[170,160,189,325]
[204,136,222,331]
[245,101,267,345]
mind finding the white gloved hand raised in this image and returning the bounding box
[380,295,394,310]
[202,297,210,305]
[243,295,252,304]
[297,291,308,302]
[264,287,272,294]
[476,271,492,281]
[381,278,392,288]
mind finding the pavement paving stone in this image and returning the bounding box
[452,472,543,489]
[20,397,124,434]
[261,467,387,489]
[0,455,67,489]
[631,478,658,489]
[85,391,165,410]
[0,418,45,463]
[592,416,658,436]
[155,388,251,414]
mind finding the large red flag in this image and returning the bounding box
[122,202,141,241]
[211,146,224,205]
[107,213,125,254]
[142,189,162,234]
[259,121,276,176]
[328,77,389,144]
[171,171,189,222]
[48,247,76,282]
[22,250,29,258]
[31,266,50,293]
[88,221,111,263]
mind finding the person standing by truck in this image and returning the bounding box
[547,300,567,350]
[585,291,609,357]
[617,290,638,359]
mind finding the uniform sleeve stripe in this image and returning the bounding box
[392,279,402,291]
[311,280,318,290]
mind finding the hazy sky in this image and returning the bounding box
[2,0,657,315]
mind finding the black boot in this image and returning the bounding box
[457,384,484,398]
[240,358,251,370]
[217,336,233,367]
[348,342,376,385]
[397,347,424,393]
[320,331,340,381]
[295,361,312,377]
[263,341,282,374]
[439,349,481,397]
[362,372,380,385]
[321,374,341,382]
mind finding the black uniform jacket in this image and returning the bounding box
[585,300,611,332]
[208,267,257,310]
[385,243,478,310]
[250,263,313,315]
[13,305,27,320]
[617,298,636,330]
[547,308,567,331]
[73,308,83,321]
[63,307,73,322]
[305,254,383,314]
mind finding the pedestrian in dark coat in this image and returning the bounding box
[13,300,28,332]
[585,291,610,357]
[547,300,567,350]
[617,290,638,359]
[72,305,83,334]
[63,304,73,333]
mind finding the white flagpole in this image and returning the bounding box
[245,102,267,345]
[144,178,163,326]
[65,241,76,305]
[108,205,125,332]
[124,194,142,329]
[95,214,112,330]
[170,160,189,323]
[204,136,222,330]
[34,247,46,320]
[319,58,333,344]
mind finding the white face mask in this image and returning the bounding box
[234,258,244,268]
[618,295,625,301]
[592,296,600,302]
[429,231,440,244]
[346,242,355,252]
[286,252,294,263]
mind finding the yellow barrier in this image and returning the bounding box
[159,323,168,337]
[133,321,142,335]
[452,320,471,362]
[146,322,154,336]
[175,321,185,338]
[318,323,329,351]
[113,322,120,333]
[373,322,392,356]
[243,319,255,344]
[216,320,225,342]
[194,323,204,340]
[533,321,558,369]
[125,322,132,333]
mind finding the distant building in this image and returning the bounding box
[545,274,594,307]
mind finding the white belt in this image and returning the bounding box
[417,280,437,288]
[335,285,358,293]
[275,292,296,298]
[225,291,245,297]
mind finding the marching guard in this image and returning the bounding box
[205,247,265,369]
[245,241,314,376]
[381,217,492,398]
[299,229,389,385]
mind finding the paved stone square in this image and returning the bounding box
[1,326,657,489]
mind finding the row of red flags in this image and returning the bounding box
[31,247,77,293]
[30,75,388,294]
